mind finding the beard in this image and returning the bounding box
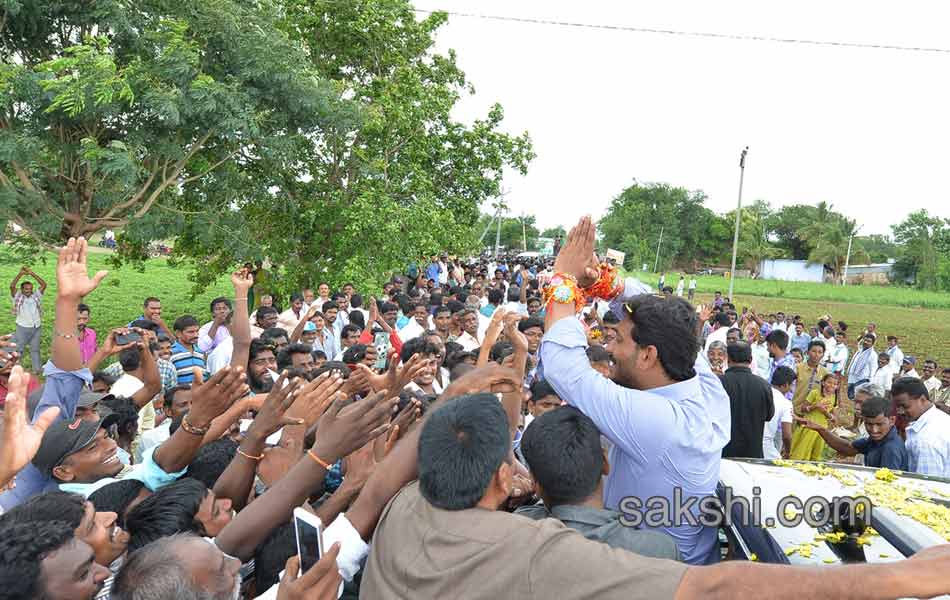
[248,370,273,393]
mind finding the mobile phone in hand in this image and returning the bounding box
[115,332,142,346]
[293,507,323,573]
[373,332,390,370]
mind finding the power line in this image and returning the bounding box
[413,8,950,55]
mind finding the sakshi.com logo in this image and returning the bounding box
[618,487,872,529]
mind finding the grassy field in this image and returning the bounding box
[0,251,230,371]
[3,252,947,371]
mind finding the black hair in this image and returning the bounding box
[348,310,366,330]
[771,365,798,387]
[125,478,208,553]
[518,315,544,334]
[185,438,239,490]
[817,319,829,331]
[603,311,620,325]
[892,376,930,401]
[163,384,191,410]
[313,361,350,380]
[521,406,603,506]
[529,379,560,403]
[429,292,443,307]
[445,350,477,372]
[4,490,85,529]
[169,412,186,436]
[340,324,362,339]
[400,337,440,364]
[0,519,76,600]
[489,341,514,364]
[209,296,232,313]
[394,294,413,315]
[861,395,894,418]
[93,371,119,389]
[119,345,142,371]
[418,393,511,511]
[277,342,313,372]
[313,350,327,360]
[623,295,698,381]
[143,297,160,307]
[447,300,466,315]
[322,300,338,313]
[450,362,475,381]
[586,345,610,364]
[506,285,521,302]
[444,341,463,355]
[254,522,297,591]
[808,339,827,352]
[261,327,289,345]
[765,329,790,349]
[350,294,364,309]
[379,301,398,315]
[714,312,731,327]
[250,337,277,363]
[130,319,159,332]
[78,303,91,314]
[257,305,279,319]
[341,344,368,365]
[101,396,139,439]
[173,315,199,332]
[88,479,147,526]
[291,292,304,303]
[726,341,753,364]
[487,288,504,305]
[434,305,451,318]
[330,292,346,302]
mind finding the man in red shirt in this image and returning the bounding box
[0,350,39,410]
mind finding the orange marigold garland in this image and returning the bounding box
[584,263,623,301]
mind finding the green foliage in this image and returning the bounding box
[598,182,728,271]
[891,209,950,291]
[541,226,566,239]
[858,234,900,264]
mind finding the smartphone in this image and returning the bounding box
[373,332,390,370]
[115,332,142,345]
[293,507,324,574]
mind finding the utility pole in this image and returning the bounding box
[842,223,863,286]
[727,147,749,300]
[521,214,527,251]
[653,226,664,273]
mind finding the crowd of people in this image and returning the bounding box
[1,221,950,600]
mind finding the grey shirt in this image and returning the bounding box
[516,503,681,561]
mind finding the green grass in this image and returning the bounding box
[1,250,230,371]
[633,272,950,310]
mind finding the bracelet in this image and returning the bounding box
[234,298,248,303]
[584,263,624,302]
[237,448,264,461]
[541,273,587,313]
[307,449,332,470]
[179,415,210,436]
[54,329,78,339]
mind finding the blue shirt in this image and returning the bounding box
[789,333,812,353]
[59,445,186,497]
[851,427,908,471]
[0,361,92,510]
[540,304,731,565]
[170,341,207,384]
[425,262,441,285]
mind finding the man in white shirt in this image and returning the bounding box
[846,333,878,398]
[764,365,795,459]
[687,276,697,301]
[10,266,46,374]
[922,359,942,398]
[900,356,921,380]
[826,330,849,374]
[704,312,732,352]
[895,377,950,478]
[884,335,904,375]
[871,353,894,393]
[818,326,837,369]
[278,294,306,332]
[455,309,482,352]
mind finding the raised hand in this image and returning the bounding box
[312,390,398,464]
[503,312,528,353]
[277,544,342,600]
[0,366,60,485]
[247,373,306,440]
[288,372,346,429]
[356,353,427,394]
[187,366,248,429]
[441,364,521,399]
[230,268,254,294]
[553,216,599,287]
[56,237,108,300]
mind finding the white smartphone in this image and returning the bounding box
[293,507,324,573]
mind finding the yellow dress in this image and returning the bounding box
[790,389,836,461]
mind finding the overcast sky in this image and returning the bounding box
[413,0,950,236]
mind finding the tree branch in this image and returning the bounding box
[11,162,37,192]
[179,148,240,185]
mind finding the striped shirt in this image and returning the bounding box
[170,341,207,384]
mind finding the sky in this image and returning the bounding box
[412,0,950,236]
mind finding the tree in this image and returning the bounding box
[729,201,782,272]
[541,226,566,240]
[805,218,868,283]
[1,0,347,248]
[892,210,950,290]
[171,0,533,293]
[767,204,816,260]
[858,234,900,264]
[476,213,540,251]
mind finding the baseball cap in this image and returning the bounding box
[78,390,115,408]
[32,417,101,476]
[903,356,917,366]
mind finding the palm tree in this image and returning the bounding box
[738,207,782,273]
[807,218,868,282]
[798,201,835,252]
